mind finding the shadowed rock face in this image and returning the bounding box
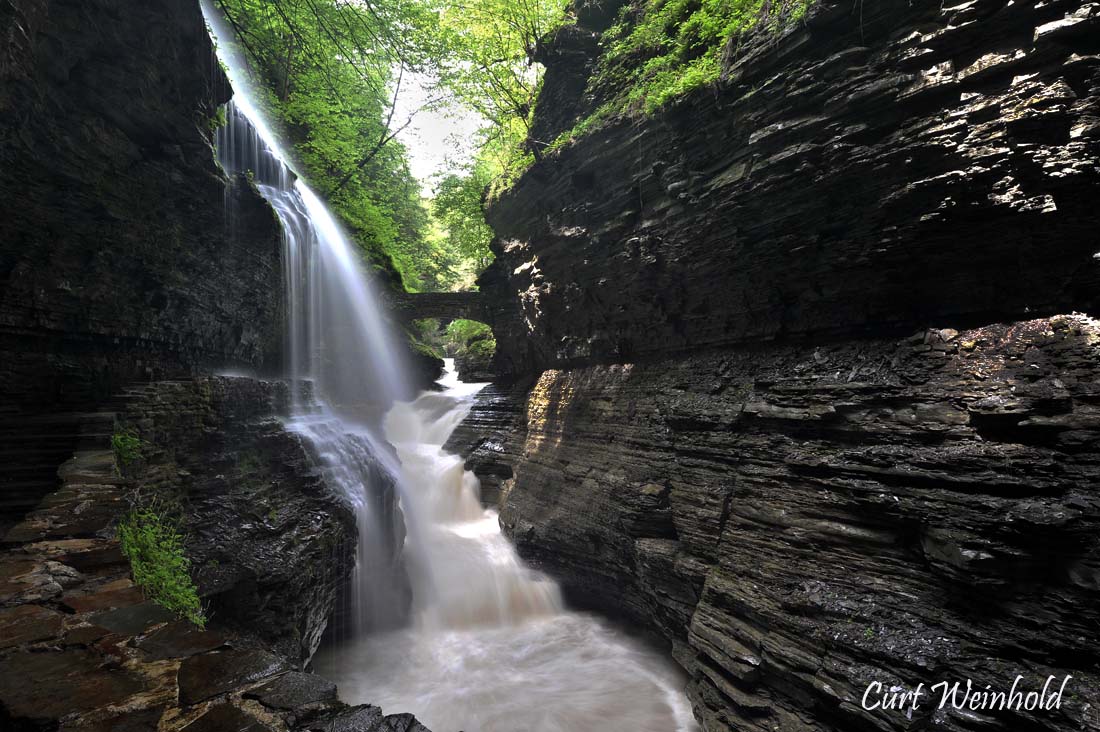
[494,316,1100,731]
[483,0,1100,377]
[0,0,283,410]
[0,376,431,732]
[461,0,1100,730]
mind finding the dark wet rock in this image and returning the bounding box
[0,648,146,723]
[444,380,533,507]
[63,584,145,613]
[0,604,64,648]
[0,0,283,413]
[483,0,1100,378]
[89,601,177,636]
[178,649,286,706]
[60,705,166,732]
[113,377,361,662]
[62,624,112,647]
[247,671,338,710]
[374,714,431,732]
[467,0,1100,728]
[181,703,276,732]
[134,620,226,661]
[298,706,431,732]
[299,705,384,732]
[479,317,1100,732]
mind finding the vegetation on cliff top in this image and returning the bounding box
[209,0,805,286]
[549,0,812,150]
[214,0,489,291]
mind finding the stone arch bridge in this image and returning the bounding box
[388,291,489,325]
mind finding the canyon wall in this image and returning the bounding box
[467,0,1100,730]
[0,0,284,410]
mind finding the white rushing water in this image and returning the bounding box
[204,4,698,728]
[315,361,698,732]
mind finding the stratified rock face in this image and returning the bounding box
[0,0,283,409]
[484,0,1100,376]
[444,380,533,506]
[497,316,1100,731]
[0,376,430,732]
[114,377,359,663]
[465,1,1100,730]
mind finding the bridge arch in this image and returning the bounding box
[389,291,489,325]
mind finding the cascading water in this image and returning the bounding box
[205,3,414,633]
[205,4,698,729]
[315,361,698,732]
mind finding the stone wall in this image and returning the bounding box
[0,0,284,410]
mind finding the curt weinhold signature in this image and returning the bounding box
[862,675,1073,714]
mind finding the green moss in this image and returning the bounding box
[554,0,813,148]
[206,106,228,133]
[412,337,446,361]
[118,507,205,628]
[111,428,143,467]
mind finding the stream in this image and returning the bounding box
[203,4,698,726]
[314,361,698,732]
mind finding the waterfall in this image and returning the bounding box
[204,5,698,729]
[204,3,414,633]
[316,361,699,732]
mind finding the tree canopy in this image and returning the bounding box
[209,0,797,293]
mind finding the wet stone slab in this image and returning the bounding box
[133,620,227,660]
[89,600,177,635]
[58,704,166,732]
[180,703,278,732]
[0,603,65,648]
[178,649,286,705]
[246,670,338,710]
[63,583,145,613]
[0,648,147,722]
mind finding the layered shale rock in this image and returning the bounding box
[0,0,284,410]
[495,316,1100,731]
[0,376,428,732]
[484,0,1100,375]
[462,0,1100,730]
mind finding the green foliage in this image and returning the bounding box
[207,105,228,133]
[118,507,205,628]
[555,0,811,146]
[446,318,492,345]
[432,166,494,272]
[413,337,446,360]
[112,428,143,467]
[214,0,471,290]
[434,0,570,190]
[445,318,495,362]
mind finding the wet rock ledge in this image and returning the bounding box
[0,376,428,732]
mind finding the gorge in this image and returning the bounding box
[1,0,1099,730]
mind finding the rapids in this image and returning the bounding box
[204,3,698,727]
[314,362,698,732]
